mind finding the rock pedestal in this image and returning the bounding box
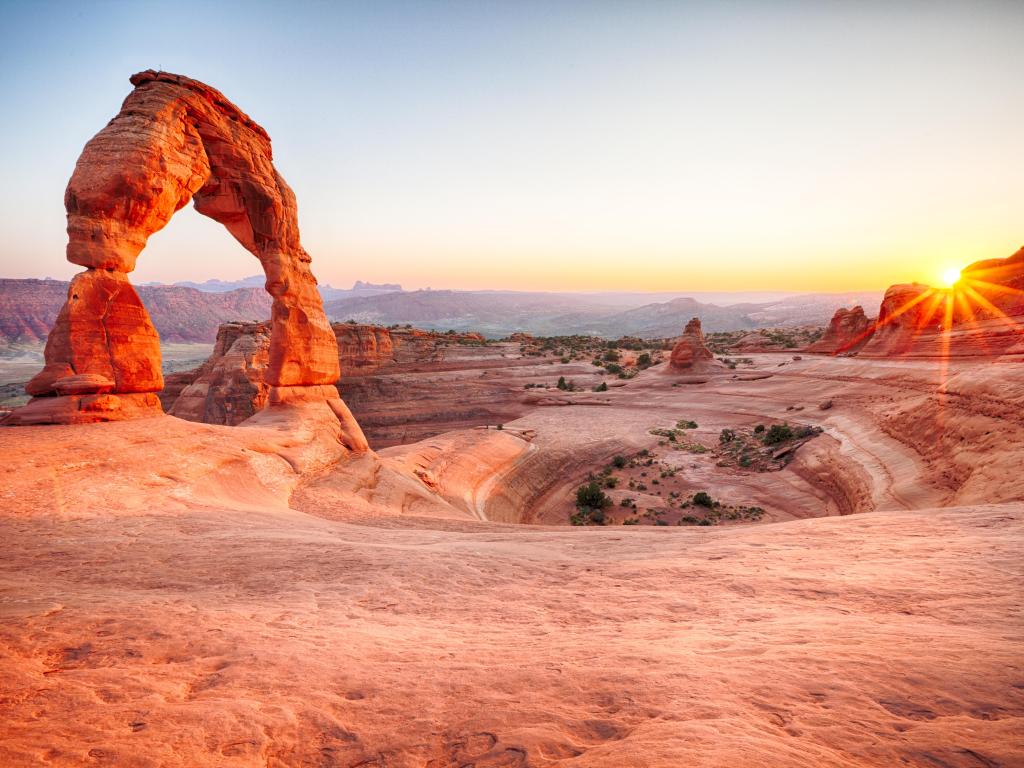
[669,317,716,370]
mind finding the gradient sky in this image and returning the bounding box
[1,0,1021,293]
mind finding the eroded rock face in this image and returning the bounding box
[860,284,943,357]
[16,70,343,427]
[851,247,1024,359]
[27,270,162,397]
[169,322,272,425]
[669,317,715,370]
[334,324,395,374]
[808,306,875,355]
[958,246,1024,319]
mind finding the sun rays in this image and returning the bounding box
[855,266,1024,398]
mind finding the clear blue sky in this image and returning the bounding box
[1,0,1021,292]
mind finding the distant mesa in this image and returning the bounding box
[352,280,402,292]
[5,70,363,447]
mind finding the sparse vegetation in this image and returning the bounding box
[763,423,794,445]
[571,481,613,525]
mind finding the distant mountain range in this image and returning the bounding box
[0,277,883,344]
[0,278,270,344]
[140,276,403,303]
[324,289,885,338]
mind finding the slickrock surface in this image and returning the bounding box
[669,317,717,370]
[807,306,875,354]
[20,71,339,424]
[1,353,1022,766]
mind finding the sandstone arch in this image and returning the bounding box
[20,71,345,426]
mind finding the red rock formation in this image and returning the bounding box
[957,246,1024,319]
[13,71,348,431]
[169,322,272,425]
[164,322,402,427]
[807,306,875,355]
[858,284,940,357]
[858,249,1024,358]
[27,269,162,397]
[334,323,395,374]
[669,317,715,370]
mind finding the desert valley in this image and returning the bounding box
[1,3,1023,766]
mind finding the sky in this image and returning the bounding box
[0,0,1021,293]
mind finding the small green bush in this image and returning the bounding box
[763,424,794,445]
[693,491,714,508]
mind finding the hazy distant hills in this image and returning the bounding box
[0,278,270,344]
[0,277,883,344]
[324,289,885,338]
[140,276,404,304]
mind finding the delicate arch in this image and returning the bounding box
[26,71,340,412]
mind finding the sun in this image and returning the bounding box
[940,267,961,288]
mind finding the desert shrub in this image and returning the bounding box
[594,382,608,392]
[754,424,766,434]
[693,491,714,508]
[623,518,640,525]
[612,455,627,469]
[496,424,503,430]
[576,481,612,511]
[620,497,635,508]
[604,350,620,362]
[676,419,698,429]
[679,515,699,525]
[655,519,669,526]
[763,424,794,445]
[604,476,618,489]
[605,363,623,374]
[719,428,736,444]
[557,376,567,390]
[637,352,652,368]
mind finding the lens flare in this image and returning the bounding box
[941,268,961,287]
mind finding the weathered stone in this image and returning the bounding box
[27,270,162,395]
[808,306,875,355]
[669,318,715,370]
[53,374,115,396]
[18,70,345,426]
